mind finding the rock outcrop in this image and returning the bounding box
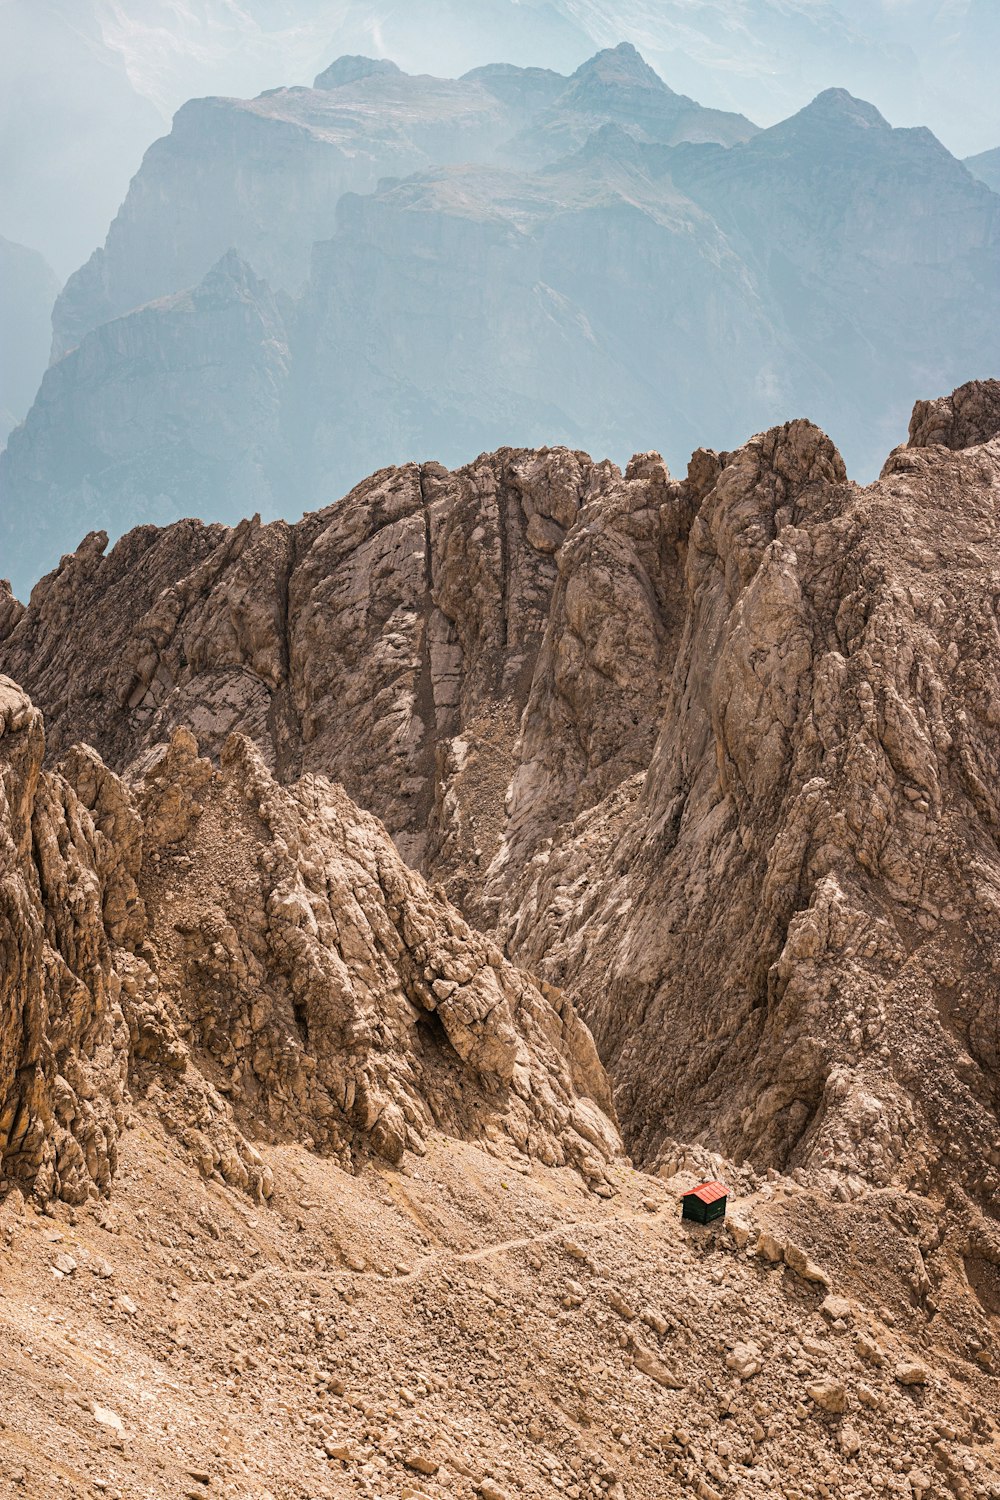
[3,386,1000,1496]
[4,382,1000,1219]
[0,448,621,885]
[494,384,1000,1205]
[904,379,1000,453]
[0,672,618,1208]
[0,678,130,1203]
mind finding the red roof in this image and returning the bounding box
[682,1180,728,1204]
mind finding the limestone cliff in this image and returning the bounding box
[4,382,999,1218]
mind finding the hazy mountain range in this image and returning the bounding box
[3,0,998,281]
[2,42,997,598]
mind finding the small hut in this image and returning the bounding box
[680,1180,728,1225]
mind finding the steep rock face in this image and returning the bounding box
[965,145,1000,194]
[0,236,60,443]
[494,386,1000,1207]
[4,385,1000,1213]
[487,448,690,891]
[0,448,653,894]
[0,673,617,1207]
[0,678,129,1203]
[139,727,618,1177]
[0,253,290,592]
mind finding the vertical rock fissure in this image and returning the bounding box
[410,465,442,856]
[496,469,513,674]
[272,526,304,780]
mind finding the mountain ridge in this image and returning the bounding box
[5,49,996,600]
[4,381,1000,1214]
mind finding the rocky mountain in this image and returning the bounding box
[2,382,1000,1496]
[288,124,783,507]
[4,54,997,599]
[13,381,1000,1475]
[4,378,1000,1207]
[661,89,1000,467]
[587,0,1000,156]
[966,146,1000,194]
[43,2,1000,156]
[50,44,755,356]
[1,252,292,578]
[0,235,60,445]
[0,0,590,281]
[503,38,756,161]
[0,668,615,1206]
[7,0,997,289]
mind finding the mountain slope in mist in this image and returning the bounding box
[3,51,997,599]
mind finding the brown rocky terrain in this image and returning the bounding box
[4,1120,1000,1500]
[5,382,1000,1184]
[0,673,616,1205]
[2,382,1000,1495]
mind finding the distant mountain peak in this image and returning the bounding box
[463,63,563,84]
[569,42,671,97]
[195,249,271,305]
[569,120,648,167]
[964,144,1000,193]
[313,55,403,92]
[797,88,888,131]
